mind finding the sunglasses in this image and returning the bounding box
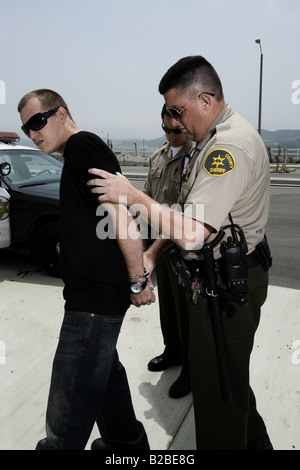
[21,107,61,138]
[166,92,215,121]
[162,124,181,134]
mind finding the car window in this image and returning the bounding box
[0,149,63,186]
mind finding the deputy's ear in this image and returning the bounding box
[199,93,213,110]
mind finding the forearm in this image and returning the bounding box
[145,236,173,265]
[102,202,144,276]
[102,202,155,307]
[143,236,173,277]
[117,233,145,278]
[88,170,210,250]
[123,185,206,251]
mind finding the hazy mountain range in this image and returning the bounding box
[112,129,300,150]
[260,129,300,148]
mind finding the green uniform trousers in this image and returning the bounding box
[188,263,269,450]
[156,249,190,371]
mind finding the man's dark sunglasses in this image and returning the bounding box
[162,124,181,135]
[21,107,62,138]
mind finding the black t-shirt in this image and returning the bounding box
[59,131,131,314]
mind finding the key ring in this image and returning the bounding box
[206,287,219,298]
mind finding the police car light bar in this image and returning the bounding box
[0,132,20,144]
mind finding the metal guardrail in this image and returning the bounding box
[123,167,300,187]
[268,147,300,163]
[116,146,300,164]
[269,178,300,187]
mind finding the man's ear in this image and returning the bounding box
[58,106,68,123]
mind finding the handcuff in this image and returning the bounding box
[129,270,149,294]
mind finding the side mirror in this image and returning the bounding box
[0,162,11,176]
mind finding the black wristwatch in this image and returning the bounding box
[129,278,147,294]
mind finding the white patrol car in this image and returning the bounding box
[0,132,62,276]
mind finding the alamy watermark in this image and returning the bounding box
[96,200,204,251]
[0,80,6,104]
[291,80,300,104]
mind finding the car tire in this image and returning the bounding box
[34,221,61,277]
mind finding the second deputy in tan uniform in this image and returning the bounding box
[144,105,194,398]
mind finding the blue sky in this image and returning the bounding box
[1,0,299,141]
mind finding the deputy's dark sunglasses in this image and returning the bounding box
[21,107,61,138]
[162,124,181,134]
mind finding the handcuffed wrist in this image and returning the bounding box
[129,269,149,280]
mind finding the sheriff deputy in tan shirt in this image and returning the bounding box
[144,104,194,399]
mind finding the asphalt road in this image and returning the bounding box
[266,186,300,289]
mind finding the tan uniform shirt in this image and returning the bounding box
[144,140,195,205]
[179,104,270,260]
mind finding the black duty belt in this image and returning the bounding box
[245,250,260,268]
[184,259,204,273]
[185,250,260,274]
[216,250,260,271]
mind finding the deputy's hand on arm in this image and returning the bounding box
[88,169,135,203]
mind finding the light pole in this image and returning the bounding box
[100,130,112,149]
[255,39,263,135]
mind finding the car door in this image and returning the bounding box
[0,186,11,248]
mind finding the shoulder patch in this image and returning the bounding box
[203,148,235,176]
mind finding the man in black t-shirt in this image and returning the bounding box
[18,89,155,450]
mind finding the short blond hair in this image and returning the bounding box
[17,89,74,121]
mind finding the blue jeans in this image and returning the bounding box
[36,310,149,450]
